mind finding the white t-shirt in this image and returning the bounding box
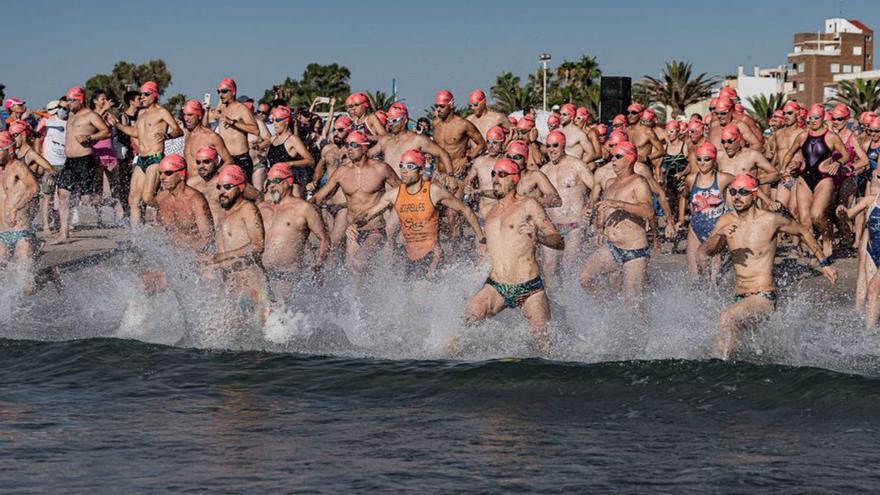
[40,116,67,167]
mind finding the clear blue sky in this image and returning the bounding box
[4,0,880,113]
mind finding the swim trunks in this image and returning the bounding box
[486,275,544,309]
[404,251,437,281]
[734,290,778,309]
[233,153,255,180]
[135,153,164,172]
[554,222,582,237]
[606,240,651,266]
[56,154,99,195]
[0,229,37,251]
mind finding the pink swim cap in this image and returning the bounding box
[387,103,408,121]
[400,149,426,167]
[346,131,370,146]
[831,104,850,119]
[9,119,32,137]
[695,142,717,160]
[468,89,486,104]
[665,120,680,132]
[139,81,159,96]
[612,114,627,126]
[159,154,187,175]
[217,78,237,93]
[267,163,294,184]
[612,142,638,163]
[434,90,454,106]
[486,126,506,141]
[516,118,535,131]
[608,129,629,145]
[345,92,369,108]
[65,86,85,103]
[183,99,204,117]
[195,145,218,161]
[808,103,825,118]
[334,116,353,130]
[0,131,16,151]
[640,108,656,122]
[560,103,577,117]
[492,157,520,184]
[217,165,247,191]
[546,113,561,128]
[715,98,734,112]
[871,117,880,131]
[730,173,759,192]
[576,106,589,118]
[271,105,291,122]
[505,140,529,159]
[721,124,741,141]
[546,130,566,146]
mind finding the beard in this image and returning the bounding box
[219,195,234,209]
[268,191,281,204]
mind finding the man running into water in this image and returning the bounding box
[55,86,110,242]
[624,103,664,172]
[345,92,385,137]
[312,131,399,274]
[310,116,353,259]
[432,89,485,179]
[187,145,259,229]
[211,164,269,324]
[700,173,837,360]
[559,103,597,163]
[464,125,506,219]
[258,163,329,301]
[154,154,214,254]
[707,97,761,150]
[368,103,451,175]
[107,81,183,227]
[580,142,654,307]
[214,78,261,179]
[504,140,561,208]
[181,100,233,179]
[352,149,485,280]
[717,124,778,187]
[451,158,563,355]
[465,89,510,138]
[0,131,40,294]
[540,130,594,286]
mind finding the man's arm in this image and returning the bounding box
[851,136,870,175]
[526,198,564,250]
[88,112,111,141]
[230,106,259,137]
[779,132,806,172]
[367,113,387,136]
[209,134,235,165]
[311,169,341,205]
[701,214,733,256]
[26,149,54,175]
[304,203,330,266]
[14,165,40,209]
[419,136,453,175]
[777,214,837,282]
[286,135,316,168]
[351,188,396,227]
[598,178,655,220]
[382,163,401,188]
[192,191,215,252]
[740,122,762,149]
[161,108,183,139]
[533,172,562,208]
[432,184,485,241]
[826,132,851,169]
[646,130,664,162]
[753,151,779,184]
[464,121,486,159]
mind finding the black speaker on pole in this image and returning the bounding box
[600,76,632,124]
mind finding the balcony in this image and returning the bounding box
[789,48,841,57]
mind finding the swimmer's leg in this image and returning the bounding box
[578,244,616,298]
[717,296,774,360]
[865,270,880,331]
[129,167,146,227]
[685,229,702,278]
[520,290,551,355]
[13,237,36,295]
[621,256,648,309]
[445,284,505,356]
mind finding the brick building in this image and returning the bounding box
[787,18,873,105]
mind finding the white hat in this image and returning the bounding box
[46,100,60,114]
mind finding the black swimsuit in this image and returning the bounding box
[801,131,833,191]
[267,137,314,186]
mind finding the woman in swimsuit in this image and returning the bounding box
[267,106,315,197]
[660,120,689,224]
[781,103,850,257]
[829,104,869,250]
[680,143,733,282]
[838,166,880,329]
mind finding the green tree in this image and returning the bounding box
[366,90,396,111]
[490,72,539,114]
[84,59,173,104]
[261,63,351,108]
[634,60,716,114]
[162,93,187,113]
[745,93,785,129]
[831,79,880,115]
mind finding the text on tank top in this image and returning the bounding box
[394,180,439,260]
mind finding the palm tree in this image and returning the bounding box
[745,93,785,129]
[490,72,538,114]
[635,60,717,114]
[366,90,396,111]
[831,79,880,115]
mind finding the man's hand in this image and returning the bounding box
[518,220,536,238]
[836,204,848,217]
[76,135,92,146]
[222,115,236,128]
[822,266,838,284]
[720,223,738,238]
[346,225,359,244]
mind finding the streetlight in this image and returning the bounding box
[539,53,551,112]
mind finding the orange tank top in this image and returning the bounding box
[394,180,439,260]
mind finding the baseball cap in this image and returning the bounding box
[46,100,60,115]
[4,97,24,109]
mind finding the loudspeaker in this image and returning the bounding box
[600,76,632,124]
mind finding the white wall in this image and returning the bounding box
[735,76,782,111]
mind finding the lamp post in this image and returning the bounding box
[539,53,551,112]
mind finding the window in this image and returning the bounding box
[843,65,852,73]
[795,46,803,53]
[799,63,805,72]
[868,35,873,42]
[799,83,805,91]
[831,63,840,73]
[854,46,864,56]
[855,66,863,73]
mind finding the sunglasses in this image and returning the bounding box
[491,170,519,179]
[504,153,524,161]
[435,104,449,109]
[347,142,365,148]
[469,102,481,107]
[808,115,822,121]
[628,110,640,115]
[784,111,796,116]
[721,139,737,145]
[399,162,422,170]
[196,159,214,165]
[256,110,268,115]
[386,117,404,126]
[696,156,714,162]
[868,129,880,134]
[267,177,291,184]
[729,187,755,197]
[140,92,153,97]
[487,139,503,145]
[832,117,846,122]
[216,182,243,191]
[547,143,561,148]
[270,117,288,123]
[217,89,231,94]
[613,153,626,160]
[161,169,184,176]
[714,111,729,116]
[334,127,350,133]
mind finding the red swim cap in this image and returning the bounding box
[139,81,159,96]
[546,130,566,146]
[345,92,369,108]
[334,116,353,130]
[507,115,518,126]
[695,142,717,160]
[505,140,529,159]
[516,117,535,131]
[665,120,680,132]
[217,78,237,93]
[400,149,426,167]
[195,145,218,161]
[486,126,506,141]
[159,154,187,175]
[0,131,16,151]
[387,103,408,121]
[546,113,561,127]
[608,129,629,145]
[612,114,626,126]
[271,105,291,121]
[9,119,32,137]
[734,103,745,114]
[730,172,759,191]
[641,108,656,122]
[576,106,589,118]
[374,110,387,127]
[719,86,738,100]
[627,103,644,113]
[492,157,520,183]
[782,100,800,113]
[721,124,741,141]
[772,110,784,119]
[595,123,608,137]
[715,98,734,112]
[560,103,576,117]
[468,89,486,104]
[434,89,454,106]
[612,142,638,163]
[870,117,880,130]
[808,103,825,118]
[346,131,370,146]
[831,103,850,119]
[217,165,247,191]
[688,120,704,134]
[860,112,874,125]
[267,163,294,184]
[183,99,204,117]
[65,86,85,103]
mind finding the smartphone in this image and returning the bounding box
[315,96,331,104]
[203,93,211,108]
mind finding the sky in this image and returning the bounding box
[4,0,880,114]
